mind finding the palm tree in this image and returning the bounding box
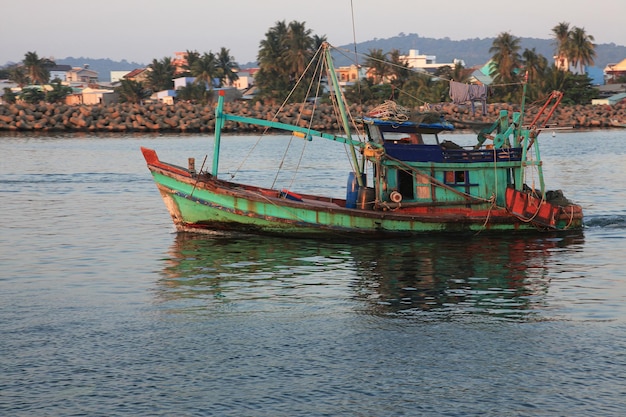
[176,82,210,103]
[387,49,411,88]
[364,49,390,84]
[568,27,596,74]
[522,48,549,99]
[552,22,571,70]
[182,50,200,77]
[147,57,175,91]
[215,47,239,87]
[8,65,29,87]
[522,48,548,83]
[23,51,54,85]
[116,79,150,103]
[282,21,314,81]
[191,52,218,91]
[255,20,319,102]
[489,32,522,85]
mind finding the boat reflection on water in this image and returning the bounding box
[348,232,584,320]
[156,232,584,320]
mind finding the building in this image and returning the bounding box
[49,65,72,82]
[123,68,150,83]
[604,59,626,82]
[336,65,366,85]
[174,77,196,89]
[591,92,626,106]
[67,65,99,84]
[400,49,465,73]
[155,90,176,105]
[110,71,132,83]
[80,87,117,105]
[232,69,259,91]
[171,51,189,75]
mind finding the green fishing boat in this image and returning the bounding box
[141,43,583,237]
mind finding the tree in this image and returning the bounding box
[344,78,394,106]
[147,57,175,92]
[215,47,239,87]
[568,26,596,74]
[255,20,320,102]
[176,82,211,104]
[539,65,597,104]
[19,87,46,103]
[387,49,411,89]
[552,23,596,74]
[116,79,150,103]
[560,72,598,105]
[282,21,314,81]
[435,62,469,84]
[552,22,571,70]
[181,50,200,77]
[364,49,390,84]
[23,51,55,85]
[2,87,17,103]
[256,21,289,102]
[522,48,548,83]
[400,72,447,106]
[46,79,73,103]
[522,48,549,100]
[257,20,288,74]
[489,32,523,101]
[8,65,29,87]
[191,52,218,91]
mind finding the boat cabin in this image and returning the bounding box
[358,115,524,208]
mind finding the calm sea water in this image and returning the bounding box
[1,129,626,416]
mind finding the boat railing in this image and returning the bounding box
[442,147,523,162]
[382,142,523,163]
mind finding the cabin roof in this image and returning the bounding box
[360,116,455,132]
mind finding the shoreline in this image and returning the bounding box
[0,101,624,133]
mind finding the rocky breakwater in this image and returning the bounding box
[0,100,625,133]
[0,102,216,133]
[439,101,626,129]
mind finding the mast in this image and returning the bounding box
[212,90,226,177]
[322,43,364,187]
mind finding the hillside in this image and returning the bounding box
[333,33,626,70]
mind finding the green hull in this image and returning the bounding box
[147,164,580,238]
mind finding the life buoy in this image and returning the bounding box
[390,191,402,203]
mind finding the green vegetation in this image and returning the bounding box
[4,51,55,87]
[254,20,326,103]
[1,22,604,107]
[116,79,150,104]
[46,79,73,103]
[19,87,46,104]
[146,57,175,92]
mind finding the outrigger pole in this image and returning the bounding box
[322,43,365,187]
[212,48,369,180]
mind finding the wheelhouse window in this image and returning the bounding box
[445,170,467,184]
[366,124,440,145]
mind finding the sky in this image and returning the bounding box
[2,0,625,66]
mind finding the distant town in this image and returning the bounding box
[1,23,626,110]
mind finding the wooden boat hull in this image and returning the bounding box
[142,148,583,237]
